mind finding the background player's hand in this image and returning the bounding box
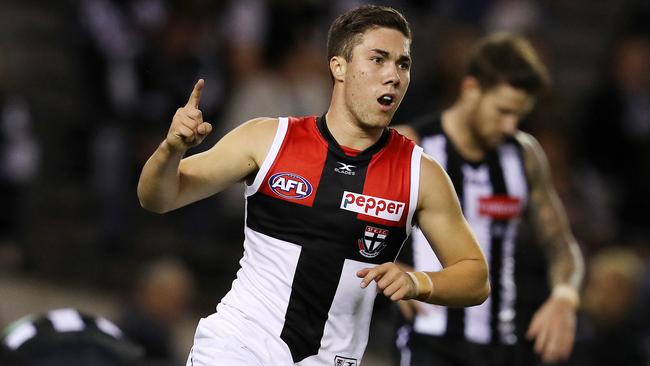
[165,79,213,153]
[357,262,417,301]
[526,296,577,363]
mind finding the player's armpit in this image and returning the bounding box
[413,155,490,307]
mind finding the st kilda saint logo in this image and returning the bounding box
[358,225,389,258]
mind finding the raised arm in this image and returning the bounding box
[516,131,584,363]
[137,79,277,213]
[357,154,490,307]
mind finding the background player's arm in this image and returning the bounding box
[413,154,490,306]
[137,79,277,213]
[516,131,585,363]
[518,132,584,291]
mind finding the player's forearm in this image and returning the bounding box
[534,198,584,291]
[549,237,584,291]
[532,193,584,292]
[535,225,584,310]
[410,258,490,307]
[137,140,186,213]
[522,132,585,296]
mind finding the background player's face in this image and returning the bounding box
[343,27,411,129]
[469,83,535,149]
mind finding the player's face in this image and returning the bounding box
[343,27,411,129]
[470,83,535,149]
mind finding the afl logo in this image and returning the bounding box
[269,172,313,199]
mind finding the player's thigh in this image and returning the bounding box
[186,317,263,366]
[186,334,262,366]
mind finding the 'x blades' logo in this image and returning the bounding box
[334,162,356,176]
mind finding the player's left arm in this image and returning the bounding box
[357,154,490,307]
[516,131,585,363]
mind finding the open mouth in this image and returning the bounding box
[377,94,394,106]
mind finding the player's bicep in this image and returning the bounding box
[415,155,484,267]
[518,132,572,245]
[176,118,277,205]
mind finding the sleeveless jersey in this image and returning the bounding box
[218,115,423,365]
[410,116,528,345]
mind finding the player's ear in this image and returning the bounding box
[330,56,346,82]
[461,76,482,102]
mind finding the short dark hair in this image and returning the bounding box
[466,33,550,95]
[327,5,411,63]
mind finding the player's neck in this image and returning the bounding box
[325,106,385,151]
[442,104,487,162]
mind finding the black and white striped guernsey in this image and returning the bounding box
[1,308,143,364]
[410,115,528,345]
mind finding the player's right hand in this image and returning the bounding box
[357,262,417,301]
[165,79,213,153]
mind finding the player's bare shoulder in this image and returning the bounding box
[236,117,279,140]
[417,153,458,211]
[420,152,451,183]
[514,130,548,180]
[514,130,539,150]
[228,117,280,166]
[240,117,280,134]
[391,124,420,143]
[419,153,446,180]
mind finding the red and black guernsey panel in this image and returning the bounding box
[246,115,415,362]
[355,131,414,227]
[257,116,328,207]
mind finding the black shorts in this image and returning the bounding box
[395,325,542,366]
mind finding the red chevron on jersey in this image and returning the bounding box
[258,116,327,207]
[358,131,415,227]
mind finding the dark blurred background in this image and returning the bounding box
[0,0,648,365]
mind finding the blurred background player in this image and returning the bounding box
[117,257,196,366]
[394,33,584,366]
[1,308,144,366]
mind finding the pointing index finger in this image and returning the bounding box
[186,79,204,108]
